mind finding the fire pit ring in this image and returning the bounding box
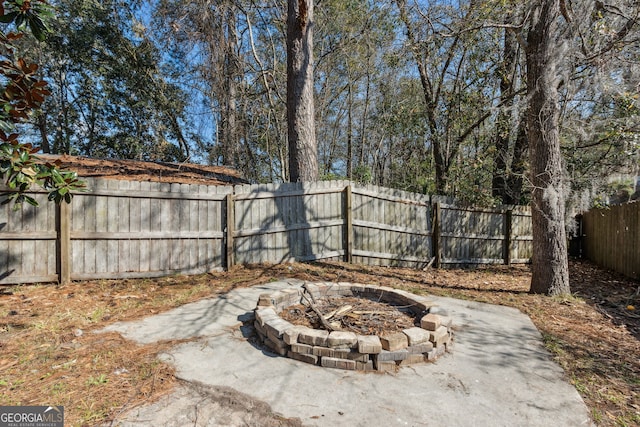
[253,282,453,372]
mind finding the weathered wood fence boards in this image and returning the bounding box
[232,181,346,265]
[440,204,504,265]
[438,204,533,266]
[582,201,640,280]
[351,186,433,268]
[0,179,533,284]
[67,179,231,281]
[510,207,534,263]
[0,192,57,283]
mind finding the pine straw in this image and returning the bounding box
[1,260,638,426]
[0,273,266,426]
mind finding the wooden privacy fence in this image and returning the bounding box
[0,179,532,284]
[582,201,640,280]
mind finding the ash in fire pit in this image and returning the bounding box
[280,295,418,335]
[253,282,453,372]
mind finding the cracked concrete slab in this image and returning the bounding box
[102,280,593,427]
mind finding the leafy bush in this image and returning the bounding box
[0,0,84,207]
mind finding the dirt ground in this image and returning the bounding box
[0,260,638,426]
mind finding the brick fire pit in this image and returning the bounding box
[253,282,453,372]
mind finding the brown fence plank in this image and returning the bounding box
[583,201,640,280]
[58,202,71,284]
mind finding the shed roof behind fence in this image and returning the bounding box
[38,154,248,186]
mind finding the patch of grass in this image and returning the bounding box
[51,382,67,396]
[592,408,603,424]
[88,307,106,323]
[551,293,586,306]
[615,416,639,427]
[572,376,589,395]
[87,374,109,386]
[77,399,111,425]
[5,378,24,392]
[540,332,567,358]
[137,359,163,381]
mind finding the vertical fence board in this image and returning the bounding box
[94,195,108,273]
[118,183,131,273]
[264,188,274,263]
[72,192,87,275]
[83,193,97,275]
[7,204,21,277]
[138,183,151,273]
[255,188,263,263]
[40,201,55,278]
[344,185,353,263]
[314,182,323,256]
[583,201,640,280]
[274,191,285,262]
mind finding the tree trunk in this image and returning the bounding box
[505,117,528,204]
[346,83,353,179]
[492,24,517,203]
[287,0,318,182]
[221,6,239,168]
[37,113,51,153]
[358,71,371,168]
[525,0,570,295]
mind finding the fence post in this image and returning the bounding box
[504,209,512,265]
[344,184,353,263]
[225,193,235,269]
[57,202,71,284]
[432,202,441,268]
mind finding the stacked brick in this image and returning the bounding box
[253,282,453,372]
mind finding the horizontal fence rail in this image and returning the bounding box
[0,179,532,284]
[582,201,640,280]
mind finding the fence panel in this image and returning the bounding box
[233,181,347,264]
[440,205,505,265]
[68,178,230,280]
[351,184,432,268]
[0,192,57,284]
[510,206,533,263]
[583,201,640,280]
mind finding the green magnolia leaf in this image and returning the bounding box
[28,15,48,41]
[0,120,14,132]
[14,14,25,31]
[50,169,65,185]
[24,195,38,207]
[35,7,54,20]
[0,12,18,24]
